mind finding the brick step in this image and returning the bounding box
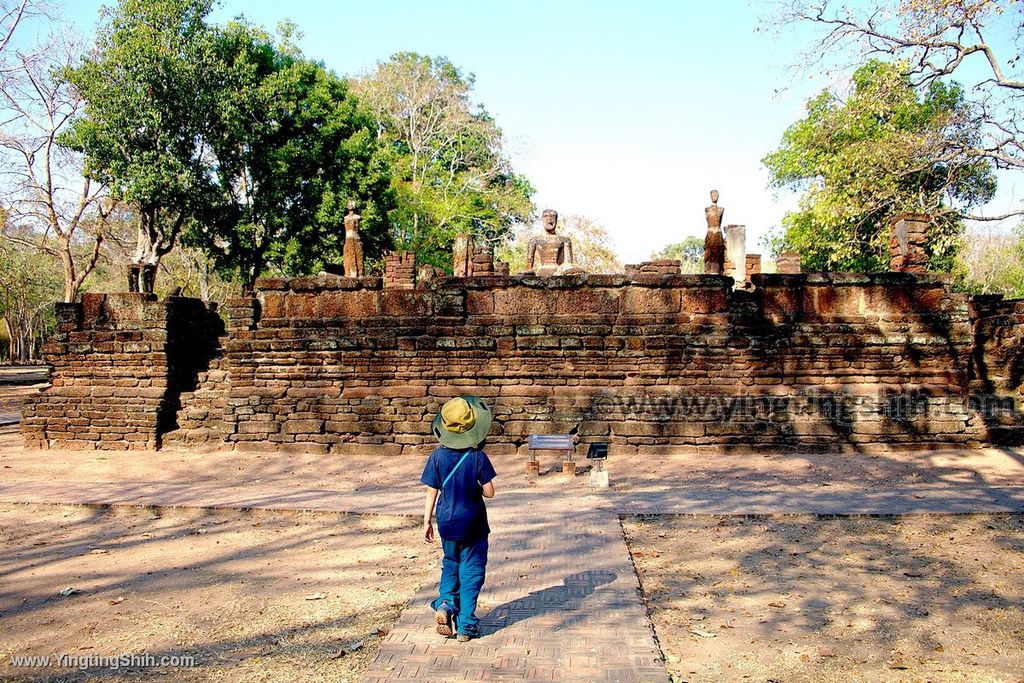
[176,393,226,406]
[162,426,227,449]
[163,343,230,447]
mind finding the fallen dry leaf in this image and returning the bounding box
[687,627,717,639]
[342,640,363,654]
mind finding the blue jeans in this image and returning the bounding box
[431,534,488,635]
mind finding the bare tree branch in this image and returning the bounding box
[0,26,113,302]
[768,0,1024,223]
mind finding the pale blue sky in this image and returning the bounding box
[51,0,1023,262]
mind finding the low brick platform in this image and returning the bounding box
[20,294,223,450]
[23,273,1024,455]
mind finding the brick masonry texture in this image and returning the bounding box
[21,272,1024,455]
[969,294,1024,445]
[21,293,224,451]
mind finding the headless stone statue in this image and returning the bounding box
[703,190,726,275]
[343,201,364,278]
[527,209,580,275]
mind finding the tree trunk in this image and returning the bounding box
[199,258,210,303]
[60,250,77,303]
[18,317,29,363]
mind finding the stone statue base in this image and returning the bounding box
[535,263,585,276]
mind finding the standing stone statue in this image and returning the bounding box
[527,209,580,275]
[889,213,929,273]
[342,201,364,278]
[452,233,474,277]
[703,190,726,275]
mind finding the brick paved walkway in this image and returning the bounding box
[362,504,667,682]
[2,434,1024,682]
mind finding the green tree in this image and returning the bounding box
[770,0,1023,224]
[62,0,219,284]
[353,52,534,269]
[0,237,61,362]
[763,60,997,272]
[651,236,704,274]
[191,21,394,292]
[956,226,1024,298]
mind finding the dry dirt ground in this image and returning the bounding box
[623,514,1024,683]
[0,504,435,682]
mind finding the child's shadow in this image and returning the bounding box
[478,570,617,636]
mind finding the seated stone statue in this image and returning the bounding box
[527,209,582,275]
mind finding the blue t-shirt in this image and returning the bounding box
[421,446,497,542]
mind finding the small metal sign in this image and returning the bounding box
[586,442,609,460]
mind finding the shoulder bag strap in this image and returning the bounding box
[440,449,473,492]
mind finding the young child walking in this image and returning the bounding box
[421,395,497,642]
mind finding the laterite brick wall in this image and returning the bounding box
[25,272,1018,455]
[215,272,984,455]
[969,295,1024,444]
[22,293,223,450]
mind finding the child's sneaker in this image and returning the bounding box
[434,603,453,637]
[456,632,473,642]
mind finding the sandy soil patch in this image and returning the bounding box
[0,504,435,682]
[623,514,1024,683]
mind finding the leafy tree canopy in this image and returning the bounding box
[353,52,534,270]
[651,236,704,274]
[0,233,61,362]
[956,225,1024,299]
[763,59,997,272]
[61,0,220,268]
[190,20,395,290]
[770,0,1023,226]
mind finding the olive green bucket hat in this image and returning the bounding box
[431,396,493,449]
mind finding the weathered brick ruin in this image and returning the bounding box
[21,294,222,450]
[21,268,1024,455]
[969,294,1024,445]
